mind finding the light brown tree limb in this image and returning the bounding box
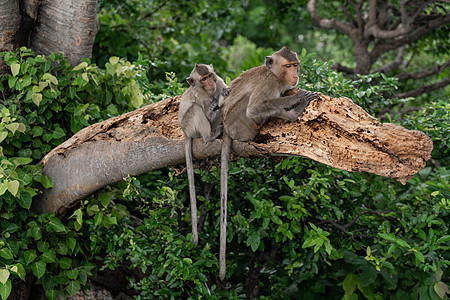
[394,78,450,98]
[307,0,355,37]
[33,91,433,216]
[396,59,450,80]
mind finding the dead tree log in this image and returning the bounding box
[33,91,433,216]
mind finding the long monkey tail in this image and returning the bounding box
[185,136,198,245]
[219,132,232,281]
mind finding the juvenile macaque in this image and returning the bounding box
[218,47,318,280]
[178,63,229,245]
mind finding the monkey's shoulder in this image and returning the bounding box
[235,66,278,88]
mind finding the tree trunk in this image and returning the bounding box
[0,0,99,74]
[33,90,433,217]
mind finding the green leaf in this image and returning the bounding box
[0,269,9,285]
[52,127,65,139]
[360,266,377,287]
[39,175,53,189]
[32,261,46,279]
[42,73,58,85]
[5,123,19,134]
[343,274,356,297]
[66,281,80,296]
[37,241,49,252]
[67,86,76,99]
[24,250,37,265]
[59,257,72,269]
[183,258,193,264]
[131,94,143,107]
[414,250,425,263]
[8,77,17,89]
[73,61,88,71]
[67,238,77,253]
[109,56,120,65]
[270,215,282,225]
[0,279,12,300]
[437,235,450,243]
[12,157,33,166]
[28,225,42,240]
[98,192,111,208]
[22,75,32,87]
[17,191,32,209]
[32,93,42,106]
[378,233,396,243]
[10,63,20,76]
[66,269,79,280]
[247,231,261,252]
[41,250,56,263]
[434,281,450,299]
[0,132,8,143]
[13,263,25,280]
[94,212,103,227]
[47,216,66,233]
[0,248,13,260]
[45,290,56,300]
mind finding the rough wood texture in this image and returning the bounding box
[0,0,21,73]
[34,92,433,216]
[0,0,99,75]
[29,0,99,66]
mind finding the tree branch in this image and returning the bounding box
[315,210,400,249]
[33,92,433,216]
[396,59,450,80]
[370,13,450,62]
[394,78,450,98]
[372,46,406,74]
[307,0,356,37]
[332,62,355,76]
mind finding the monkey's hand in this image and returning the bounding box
[286,89,318,110]
[294,88,319,105]
[222,87,231,97]
[210,96,220,112]
[205,124,223,142]
[284,89,319,120]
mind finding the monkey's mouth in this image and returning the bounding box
[205,86,217,94]
[288,78,299,86]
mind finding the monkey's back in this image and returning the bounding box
[221,65,271,141]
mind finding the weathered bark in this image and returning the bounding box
[0,0,21,74]
[33,91,433,216]
[0,0,99,74]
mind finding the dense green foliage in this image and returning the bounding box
[0,0,448,298]
[0,47,150,299]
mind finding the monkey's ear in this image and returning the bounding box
[265,56,273,69]
[186,77,195,87]
[209,64,214,70]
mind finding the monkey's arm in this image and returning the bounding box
[246,87,316,121]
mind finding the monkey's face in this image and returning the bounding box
[200,73,217,95]
[282,61,300,86]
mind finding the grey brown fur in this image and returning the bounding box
[178,64,229,246]
[218,47,318,280]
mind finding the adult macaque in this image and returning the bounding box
[178,63,229,245]
[218,47,318,280]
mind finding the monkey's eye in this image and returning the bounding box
[292,63,299,67]
[285,64,292,68]
[208,73,213,78]
[201,77,207,82]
